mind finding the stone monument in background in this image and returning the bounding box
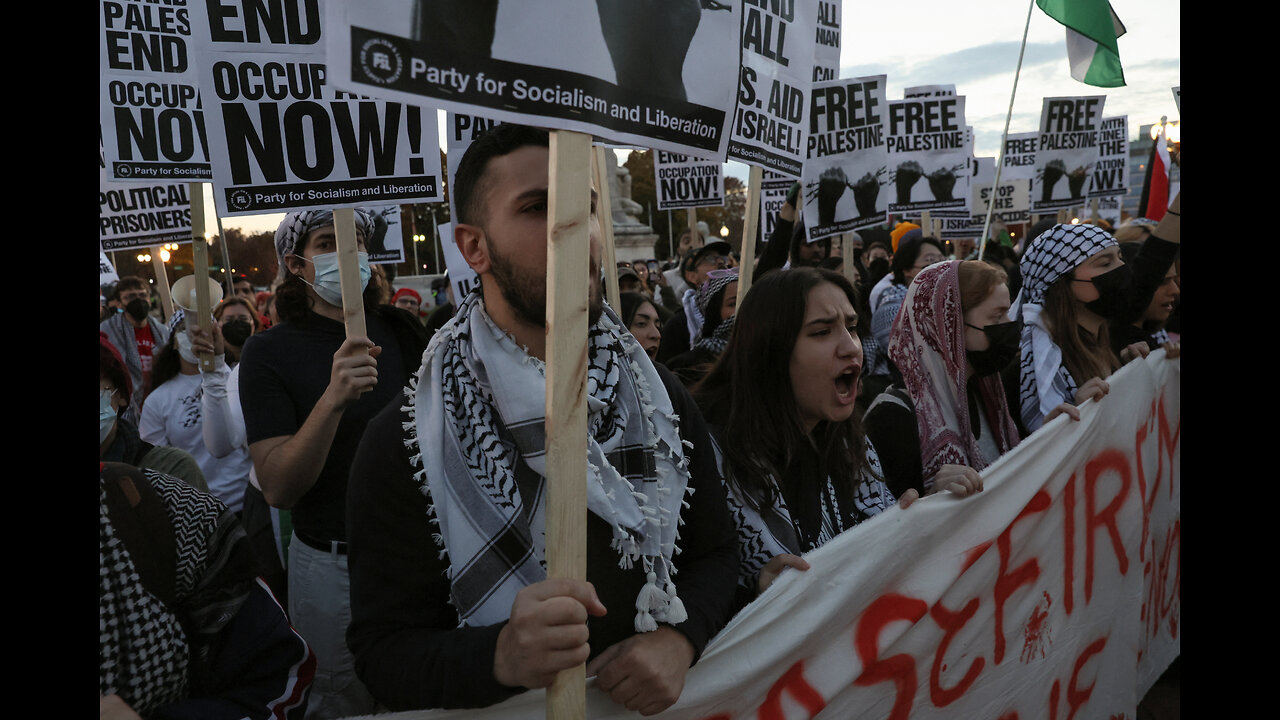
[602,147,659,263]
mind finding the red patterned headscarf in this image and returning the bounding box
[886,261,1020,488]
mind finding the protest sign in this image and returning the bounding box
[437,221,479,307]
[323,2,739,161]
[100,248,120,286]
[654,151,724,210]
[190,0,444,217]
[971,156,1030,225]
[1094,196,1122,227]
[760,169,794,241]
[935,215,978,241]
[904,84,956,99]
[1172,86,1179,111]
[100,0,212,181]
[100,180,193,250]
[886,96,970,213]
[1000,131,1038,181]
[813,0,841,82]
[1032,95,1106,212]
[364,205,405,264]
[729,0,819,176]
[1089,115,1129,199]
[366,350,1181,720]
[802,75,890,241]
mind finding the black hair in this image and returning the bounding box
[114,275,146,295]
[619,291,654,329]
[890,235,945,285]
[453,124,551,226]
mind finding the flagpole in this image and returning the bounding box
[979,0,1037,261]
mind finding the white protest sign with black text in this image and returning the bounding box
[1032,95,1106,212]
[886,95,970,213]
[802,75,890,241]
[729,0,819,176]
[100,181,193,250]
[191,0,444,217]
[1001,130,1038,181]
[813,1,840,82]
[903,84,956,99]
[101,249,121,286]
[1089,115,1128,199]
[654,151,724,210]
[437,222,479,306]
[760,169,794,241]
[971,156,1030,225]
[324,2,739,161]
[100,0,212,181]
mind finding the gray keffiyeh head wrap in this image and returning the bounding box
[1013,223,1117,429]
[274,209,374,280]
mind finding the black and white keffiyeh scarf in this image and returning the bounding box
[1012,223,1116,428]
[713,435,895,591]
[405,289,693,632]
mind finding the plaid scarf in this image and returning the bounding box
[273,209,373,280]
[1012,223,1116,430]
[887,261,1019,488]
[406,289,692,632]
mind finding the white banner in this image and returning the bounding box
[1032,95,1106,212]
[802,75,890,241]
[729,0,819,176]
[887,96,970,213]
[1089,115,1129,200]
[344,351,1180,720]
[100,0,213,181]
[655,151,725,211]
[191,0,444,217]
[324,1,740,162]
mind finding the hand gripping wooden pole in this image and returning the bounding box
[333,207,367,339]
[737,165,763,300]
[545,130,592,720]
[593,146,620,312]
[188,183,216,373]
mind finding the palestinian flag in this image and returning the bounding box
[1037,0,1127,88]
[1138,127,1171,221]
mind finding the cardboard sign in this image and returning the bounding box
[100,0,213,180]
[1088,115,1128,200]
[886,96,970,213]
[802,75,890,241]
[324,1,740,161]
[190,0,444,217]
[655,151,725,210]
[728,0,820,176]
[1031,95,1106,212]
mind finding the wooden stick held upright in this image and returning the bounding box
[333,207,367,339]
[189,182,215,372]
[842,233,858,291]
[544,130,592,720]
[737,165,763,300]
[151,248,173,323]
[593,146,620,312]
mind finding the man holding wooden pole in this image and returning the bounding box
[345,124,738,715]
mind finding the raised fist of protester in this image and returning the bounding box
[931,464,983,497]
[1073,377,1110,406]
[187,323,225,360]
[587,625,696,716]
[325,335,382,410]
[1044,402,1081,424]
[757,553,811,594]
[1119,341,1151,364]
[493,578,607,690]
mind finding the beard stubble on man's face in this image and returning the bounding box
[487,237,604,328]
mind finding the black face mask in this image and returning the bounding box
[965,319,1022,377]
[1079,263,1133,319]
[221,317,253,347]
[124,297,150,321]
[868,257,890,280]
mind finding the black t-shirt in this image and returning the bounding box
[239,310,410,542]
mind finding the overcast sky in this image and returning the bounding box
[218,0,1179,235]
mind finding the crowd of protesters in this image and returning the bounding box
[99,122,1180,719]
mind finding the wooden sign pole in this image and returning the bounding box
[333,207,367,339]
[921,210,932,239]
[1090,197,1099,222]
[1057,208,1068,224]
[593,146,620,312]
[842,233,858,292]
[545,130,591,720]
[687,205,698,243]
[189,183,215,372]
[151,249,173,323]
[737,165,763,300]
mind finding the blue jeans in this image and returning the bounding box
[288,540,375,719]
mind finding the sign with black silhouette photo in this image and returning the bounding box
[729,0,820,176]
[903,84,956,99]
[323,1,740,161]
[801,74,890,241]
[1088,115,1128,200]
[1031,95,1106,212]
[190,0,444,217]
[100,0,212,181]
[885,95,970,213]
[654,151,724,210]
[364,205,405,264]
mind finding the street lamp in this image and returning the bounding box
[720,225,729,238]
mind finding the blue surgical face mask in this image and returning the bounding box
[100,388,118,444]
[297,252,371,308]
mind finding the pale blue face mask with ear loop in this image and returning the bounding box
[296,252,372,307]
[100,389,118,444]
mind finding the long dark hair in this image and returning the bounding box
[275,252,386,325]
[146,326,184,399]
[694,267,871,512]
[1043,274,1118,385]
